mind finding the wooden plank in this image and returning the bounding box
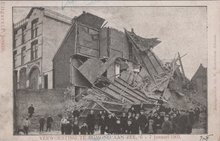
[106,85,137,103]
[116,77,148,98]
[114,78,150,102]
[178,52,186,81]
[117,77,159,101]
[108,84,141,103]
[92,87,121,102]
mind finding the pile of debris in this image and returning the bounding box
[63,28,199,116]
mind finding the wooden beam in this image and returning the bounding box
[178,52,186,80]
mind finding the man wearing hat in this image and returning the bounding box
[139,110,147,134]
[161,115,173,134]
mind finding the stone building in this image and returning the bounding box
[13,7,71,90]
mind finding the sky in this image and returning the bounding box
[13,7,207,79]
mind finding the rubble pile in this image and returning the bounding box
[63,28,200,116]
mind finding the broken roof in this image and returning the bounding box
[76,11,105,29]
[125,30,161,51]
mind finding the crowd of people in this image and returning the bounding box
[59,105,203,135]
[19,103,204,135]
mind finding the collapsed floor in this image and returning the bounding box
[63,29,206,116]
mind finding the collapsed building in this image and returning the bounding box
[53,11,195,115]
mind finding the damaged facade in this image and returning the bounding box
[53,11,193,114]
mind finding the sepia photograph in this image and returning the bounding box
[12,6,208,135]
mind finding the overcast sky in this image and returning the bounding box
[13,7,207,79]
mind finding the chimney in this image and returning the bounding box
[131,28,134,33]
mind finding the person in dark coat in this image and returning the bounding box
[145,118,156,134]
[65,121,72,135]
[139,110,147,134]
[23,117,30,135]
[171,113,178,133]
[99,115,106,134]
[194,107,200,121]
[46,115,53,132]
[68,115,75,125]
[28,104,35,117]
[105,114,115,134]
[177,111,188,134]
[172,113,180,133]
[39,116,45,132]
[72,121,80,135]
[114,119,122,134]
[97,111,103,129]
[154,114,163,134]
[105,114,111,134]
[189,109,195,125]
[186,111,193,134]
[86,110,95,134]
[80,123,88,135]
[169,114,175,133]
[60,116,68,135]
[128,106,136,115]
[161,115,173,134]
[131,113,136,121]
[127,112,132,121]
[120,112,127,134]
[111,113,117,134]
[72,110,80,118]
[125,120,132,134]
[131,115,140,134]
[103,111,108,118]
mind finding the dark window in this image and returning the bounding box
[13,50,17,56]
[14,38,17,47]
[13,70,18,87]
[21,47,26,65]
[31,18,38,39]
[31,40,38,60]
[21,25,26,44]
[13,50,17,67]
[44,75,48,89]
